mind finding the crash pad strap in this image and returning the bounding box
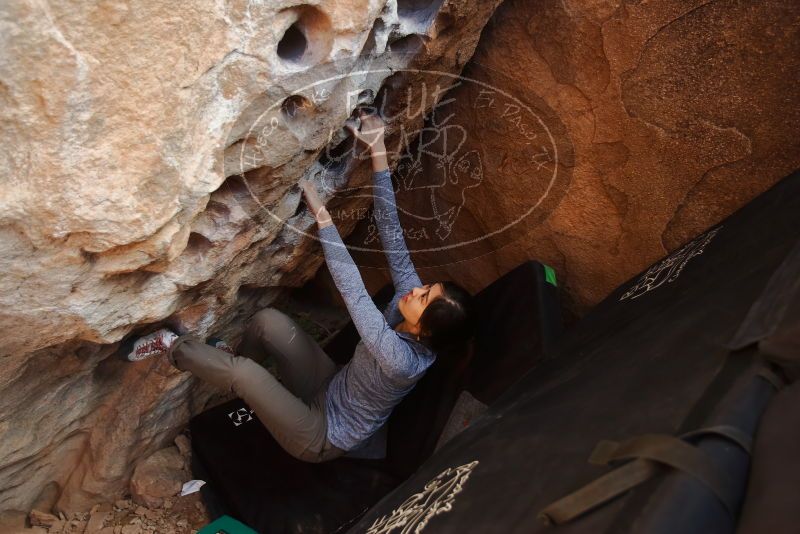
[681,424,752,454]
[756,366,785,391]
[538,459,660,526]
[539,433,741,526]
[591,434,737,513]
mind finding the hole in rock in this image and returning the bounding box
[207,173,261,224]
[350,101,378,125]
[81,249,97,264]
[397,0,445,26]
[388,33,427,57]
[293,197,306,219]
[433,11,455,36]
[359,18,385,57]
[358,89,375,104]
[185,232,213,257]
[204,200,231,220]
[281,94,313,120]
[318,136,357,175]
[276,6,333,67]
[277,23,307,62]
[222,174,251,200]
[374,71,413,121]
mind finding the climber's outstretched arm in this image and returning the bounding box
[298,178,420,377]
[346,112,422,295]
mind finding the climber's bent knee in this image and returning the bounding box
[249,307,293,337]
[226,358,343,463]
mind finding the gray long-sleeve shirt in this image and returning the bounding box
[320,168,436,452]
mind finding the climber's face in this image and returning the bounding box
[397,283,444,332]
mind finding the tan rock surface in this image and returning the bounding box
[129,447,184,509]
[346,0,800,312]
[0,0,502,513]
[28,509,60,529]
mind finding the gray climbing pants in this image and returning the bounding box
[168,307,344,463]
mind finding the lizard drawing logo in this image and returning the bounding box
[377,123,483,242]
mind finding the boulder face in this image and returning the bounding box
[0,0,503,513]
[346,0,800,312]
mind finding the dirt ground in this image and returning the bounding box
[3,486,210,534]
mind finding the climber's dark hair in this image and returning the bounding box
[418,281,475,356]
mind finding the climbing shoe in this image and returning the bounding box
[125,328,178,361]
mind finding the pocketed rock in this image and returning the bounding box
[0,0,504,514]
[129,448,185,508]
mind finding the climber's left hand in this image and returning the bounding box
[299,178,331,226]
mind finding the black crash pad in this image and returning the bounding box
[347,170,800,534]
[190,261,562,533]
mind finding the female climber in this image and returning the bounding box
[124,110,475,463]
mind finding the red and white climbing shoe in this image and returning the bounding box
[126,328,178,362]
